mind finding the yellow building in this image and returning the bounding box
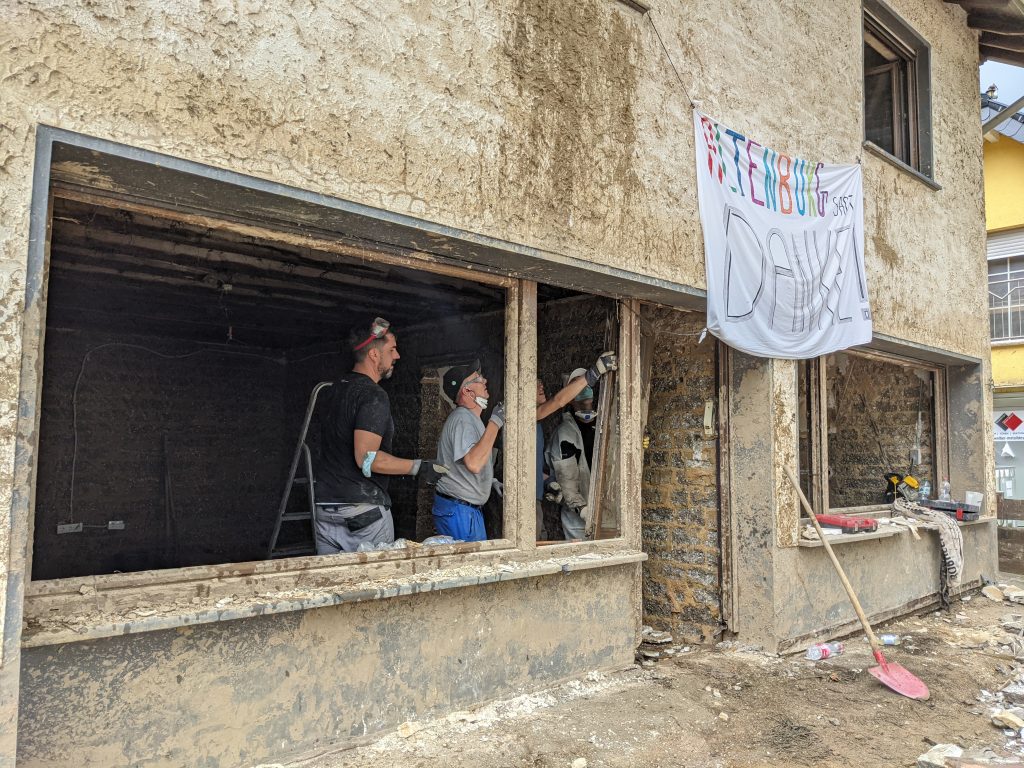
[986,98,1024,496]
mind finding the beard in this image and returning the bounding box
[380,365,394,380]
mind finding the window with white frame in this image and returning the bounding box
[989,255,1024,342]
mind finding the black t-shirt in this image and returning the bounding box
[315,373,395,506]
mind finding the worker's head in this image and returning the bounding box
[443,362,488,410]
[349,317,400,380]
[566,367,597,424]
[536,378,547,406]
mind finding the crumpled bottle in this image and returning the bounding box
[805,641,844,661]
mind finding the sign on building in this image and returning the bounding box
[996,411,1024,442]
[693,112,871,359]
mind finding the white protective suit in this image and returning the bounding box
[544,412,592,540]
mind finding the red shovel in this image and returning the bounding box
[785,467,929,700]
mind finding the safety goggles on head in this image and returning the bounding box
[353,317,391,351]
[463,375,484,388]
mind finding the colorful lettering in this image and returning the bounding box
[725,128,746,196]
[777,154,793,215]
[763,148,777,211]
[747,139,764,207]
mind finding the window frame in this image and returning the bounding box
[21,188,639,641]
[862,0,933,180]
[989,254,1024,343]
[798,348,948,516]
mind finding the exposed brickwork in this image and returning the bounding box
[825,353,935,508]
[34,328,289,579]
[640,307,721,643]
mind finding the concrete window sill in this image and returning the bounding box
[21,550,647,648]
[798,515,995,548]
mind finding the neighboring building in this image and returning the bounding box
[0,2,1018,766]
[985,95,1024,497]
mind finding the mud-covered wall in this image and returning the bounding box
[639,307,720,643]
[17,564,638,768]
[33,328,288,579]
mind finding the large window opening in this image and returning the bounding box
[798,350,945,514]
[32,189,625,580]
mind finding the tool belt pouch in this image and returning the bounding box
[345,506,384,532]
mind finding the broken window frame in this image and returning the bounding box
[797,348,948,517]
[20,180,640,632]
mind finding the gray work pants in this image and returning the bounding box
[314,503,394,554]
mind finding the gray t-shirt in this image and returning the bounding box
[436,407,493,506]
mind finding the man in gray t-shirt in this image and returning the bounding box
[432,364,504,541]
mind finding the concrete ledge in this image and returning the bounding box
[21,551,646,648]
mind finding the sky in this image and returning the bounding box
[981,60,1024,105]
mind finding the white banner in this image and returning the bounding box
[693,111,871,359]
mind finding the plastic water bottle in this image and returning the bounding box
[878,634,901,646]
[939,478,952,502]
[805,642,844,661]
[919,480,931,501]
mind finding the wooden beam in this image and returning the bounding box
[52,185,516,289]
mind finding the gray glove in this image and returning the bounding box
[413,460,450,486]
[489,401,505,429]
[492,479,504,498]
[585,351,617,387]
[543,479,563,504]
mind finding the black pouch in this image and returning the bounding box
[346,506,384,532]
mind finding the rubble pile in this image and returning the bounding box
[635,625,691,667]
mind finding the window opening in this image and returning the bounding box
[34,193,514,579]
[824,351,939,510]
[535,292,621,544]
[863,2,932,177]
[989,255,1024,342]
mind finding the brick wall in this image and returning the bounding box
[34,328,289,579]
[640,306,721,643]
[825,353,935,508]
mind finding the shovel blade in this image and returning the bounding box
[868,660,930,700]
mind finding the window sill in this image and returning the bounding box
[798,515,995,547]
[863,141,941,191]
[21,550,647,648]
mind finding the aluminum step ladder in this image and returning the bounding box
[268,381,332,559]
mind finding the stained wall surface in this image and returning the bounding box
[17,565,639,768]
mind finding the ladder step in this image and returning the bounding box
[281,511,312,521]
[292,478,310,485]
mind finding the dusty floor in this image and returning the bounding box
[266,581,1024,768]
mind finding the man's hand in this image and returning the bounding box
[415,460,450,486]
[489,402,505,429]
[585,351,617,387]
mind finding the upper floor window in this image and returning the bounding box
[863,1,933,178]
[990,255,1024,342]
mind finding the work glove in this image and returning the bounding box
[585,351,617,387]
[543,479,563,504]
[413,460,450,486]
[489,401,505,429]
[492,479,504,498]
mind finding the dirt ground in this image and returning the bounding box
[266,579,1024,768]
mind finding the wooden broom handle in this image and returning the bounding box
[784,467,882,653]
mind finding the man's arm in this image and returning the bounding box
[353,430,416,475]
[536,377,588,421]
[461,421,501,474]
[536,352,618,421]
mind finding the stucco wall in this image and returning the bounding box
[993,345,1024,389]
[17,564,639,768]
[985,135,1024,232]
